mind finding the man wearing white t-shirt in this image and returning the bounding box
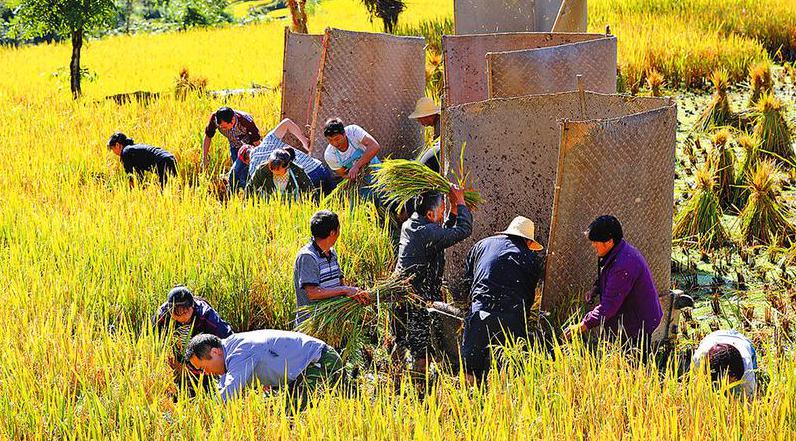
[322,118,382,182]
[692,329,758,399]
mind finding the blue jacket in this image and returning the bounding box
[465,234,542,316]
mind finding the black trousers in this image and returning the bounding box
[156,157,178,186]
[460,310,527,379]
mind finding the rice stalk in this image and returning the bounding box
[709,129,738,211]
[748,60,773,105]
[673,163,728,251]
[296,275,419,363]
[694,69,736,131]
[737,159,796,246]
[371,159,482,210]
[753,93,794,163]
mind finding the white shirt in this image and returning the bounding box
[692,329,758,398]
[323,125,380,171]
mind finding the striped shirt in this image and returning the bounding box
[293,240,343,327]
[248,132,321,180]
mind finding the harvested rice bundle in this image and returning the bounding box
[371,158,482,210]
[710,129,738,211]
[748,60,773,106]
[646,70,664,97]
[754,93,794,163]
[296,275,419,363]
[737,160,796,246]
[695,70,736,132]
[736,134,760,207]
[673,163,728,251]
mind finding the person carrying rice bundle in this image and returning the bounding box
[393,187,473,374]
[323,118,382,200]
[293,210,371,328]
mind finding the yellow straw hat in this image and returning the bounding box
[408,97,441,119]
[497,216,544,251]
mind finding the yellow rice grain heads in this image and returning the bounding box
[673,162,729,252]
[695,69,736,132]
[748,60,773,106]
[738,159,796,246]
[709,129,737,212]
[754,93,794,164]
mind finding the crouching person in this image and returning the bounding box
[692,330,758,399]
[460,216,544,385]
[246,148,315,200]
[108,132,177,187]
[564,215,663,346]
[153,286,234,395]
[185,330,343,402]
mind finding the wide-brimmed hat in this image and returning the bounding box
[408,97,441,119]
[497,216,544,251]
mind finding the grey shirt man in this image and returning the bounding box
[293,240,343,327]
[218,330,328,401]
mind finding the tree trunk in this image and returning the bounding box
[287,0,309,34]
[70,28,84,99]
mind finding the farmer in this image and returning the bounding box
[107,132,177,186]
[201,106,262,191]
[152,286,234,393]
[246,148,315,200]
[393,187,473,372]
[408,97,442,173]
[245,118,335,194]
[293,210,370,327]
[564,215,663,344]
[460,216,544,384]
[692,329,758,399]
[185,330,343,402]
[323,118,382,184]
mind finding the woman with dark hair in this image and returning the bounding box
[107,132,177,186]
[246,148,314,199]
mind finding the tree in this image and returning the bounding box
[361,0,405,33]
[287,0,308,34]
[11,0,116,98]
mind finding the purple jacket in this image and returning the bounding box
[153,298,234,339]
[581,240,662,340]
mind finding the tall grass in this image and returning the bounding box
[1,0,796,437]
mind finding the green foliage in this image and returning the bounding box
[360,0,405,33]
[164,0,232,29]
[9,0,116,39]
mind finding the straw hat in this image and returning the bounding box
[497,216,544,251]
[408,97,441,119]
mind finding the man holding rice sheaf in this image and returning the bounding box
[293,210,371,328]
[393,187,473,373]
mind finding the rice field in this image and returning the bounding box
[1,0,796,438]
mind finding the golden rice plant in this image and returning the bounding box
[673,163,728,251]
[371,158,482,210]
[748,60,773,105]
[709,129,738,211]
[694,69,736,132]
[646,69,665,96]
[754,93,794,163]
[737,159,796,246]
